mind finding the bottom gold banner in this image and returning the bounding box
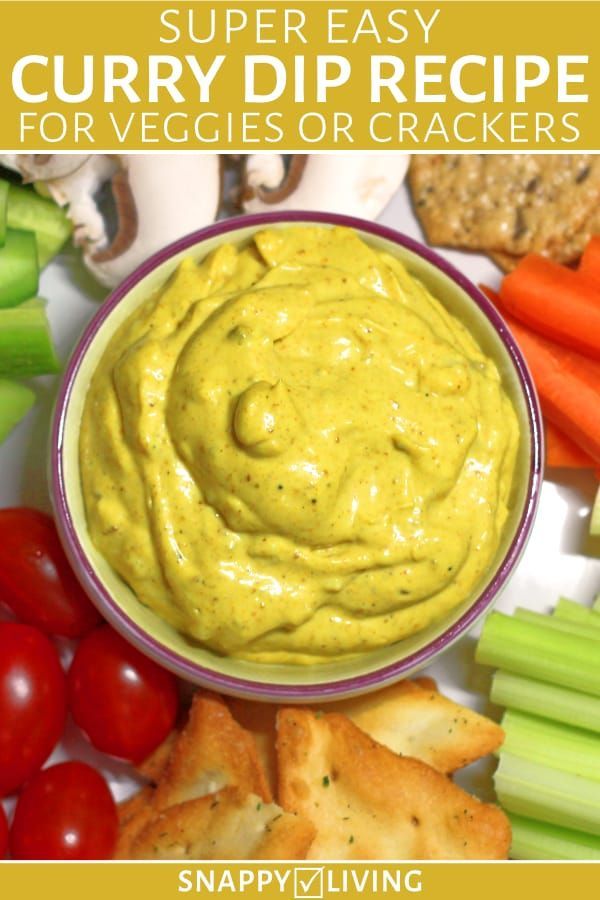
[0,862,598,900]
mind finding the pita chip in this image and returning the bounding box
[323,680,504,774]
[277,708,510,860]
[129,786,315,860]
[154,692,272,810]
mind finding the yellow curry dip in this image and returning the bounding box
[80,226,519,663]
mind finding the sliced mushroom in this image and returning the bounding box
[0,154,91,183]
[241,153,410,220]
[44,154,222,288]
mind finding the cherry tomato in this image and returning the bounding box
[0,508,101,638]
[68,625,179,763]
[0,623,67,797]
[0,805,8,859]
[9,761,118,860]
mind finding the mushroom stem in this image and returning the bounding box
[241,153,410,220]
[44,154,223,289]
[0,154,91,183]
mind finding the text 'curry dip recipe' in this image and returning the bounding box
[79,226,519,664]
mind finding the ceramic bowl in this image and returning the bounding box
[51,212,543,702]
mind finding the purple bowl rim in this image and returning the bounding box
[51,210,544,699]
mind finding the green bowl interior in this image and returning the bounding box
[61,222,533,688]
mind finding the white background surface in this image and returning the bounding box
[1,178,598,815]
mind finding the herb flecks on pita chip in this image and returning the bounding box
[129,786,315,861]
[323,680,504,774]
[277,708,510,860]
[154,691,272,810]
[115,786,157,859]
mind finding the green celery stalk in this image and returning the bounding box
[554,597,600,631]
[0,228,39,308]
[0,378,35,443]
[7,183,71,267]
[0,180,8,247]
[495,751,600,835]
[0,298,60,377]
[509,813,600,860]
[501,709,600,781]
[594,594,600,614]
[491,671,600,734]
[476,611,600,696]
[515,607,600,641]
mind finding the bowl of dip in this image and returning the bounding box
[51,212,543,702]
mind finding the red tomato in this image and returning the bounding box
[9,761,118,860]
[0,804,8,859]
[0,508,101,638]
[68,625,179,763]
[0,623,67,797]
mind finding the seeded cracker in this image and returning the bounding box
[409,154,600,261]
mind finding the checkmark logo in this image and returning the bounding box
[294,866,324,900]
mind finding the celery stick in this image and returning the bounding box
[509,813,600,860]
[501,709,600,781]
[7,183,71,267]
[0,229,39,308]
[0,378,34,443]
[495,751,600,835]
[591,486,600,538]
[554,597,600,631]
[594,595,600,615]
[0,298,60,377]
[476,612,600,696]
[515,607,600,641]
[491,671,600,734]
[0,180,8,246]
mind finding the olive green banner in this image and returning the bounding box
[0,1,599,150]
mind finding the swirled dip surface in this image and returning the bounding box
[80,226,519,663]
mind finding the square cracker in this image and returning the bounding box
[129,786,315,861]
[409,154,600,259]
[277,708,510,860]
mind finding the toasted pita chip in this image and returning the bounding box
[115,787,156,859]
[228,698,278,797]
[154,692,271,810]
[413,676,437,692]
[277,708,510,860]
[137,731,179,783]
[323,680,504,774]
[130,787,315,860]
[118,786,154,827]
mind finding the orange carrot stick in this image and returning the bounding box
[480,285,600,464]
[545,421,596,469]
[499,254,600,358]
[579,235,600,290]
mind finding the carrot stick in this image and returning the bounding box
[480,285,600,464]
[579,235,600,290]
[499,254,600,357]
[545,421,596,469]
